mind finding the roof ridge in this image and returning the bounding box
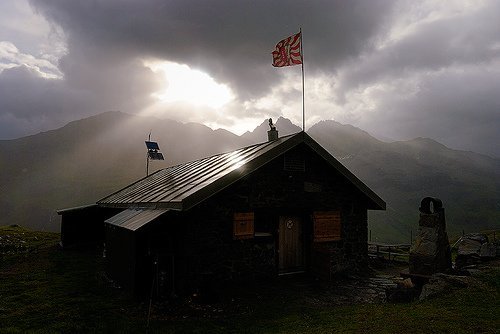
[163,132,301,171]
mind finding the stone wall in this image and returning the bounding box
[311,209,368,280]
[147,143,371,294]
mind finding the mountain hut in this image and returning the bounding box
[59,131,385,297]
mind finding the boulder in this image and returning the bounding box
[479,243,496,258]
[455,233,495,269]
[457,237,483,256]
[419,273,470,300]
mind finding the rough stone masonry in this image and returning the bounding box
[409,197,452,276]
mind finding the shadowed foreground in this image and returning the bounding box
[1,225,499,333]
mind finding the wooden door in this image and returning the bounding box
[278,216,304,273]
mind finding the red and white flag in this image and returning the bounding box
[272,32,302,67]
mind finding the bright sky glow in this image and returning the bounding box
[146,60,235,109]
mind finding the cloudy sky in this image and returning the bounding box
[0,0,499,157]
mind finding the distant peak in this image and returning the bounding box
[276,116,290,122]
[314,119,342,126]
[309,119,377,139]
[403,137,449,150]
[240,116,301,143]
[412,137,437,143]
[275,116,297,127]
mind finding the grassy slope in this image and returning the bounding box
[1,226,499,333]
[309,122,500,243]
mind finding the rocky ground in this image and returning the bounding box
[185,255,500,317]
[0,225,57,256]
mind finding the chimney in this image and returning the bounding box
[267,118,279,141]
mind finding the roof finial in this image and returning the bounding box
[267,118,278,141]
[269,118,276,131]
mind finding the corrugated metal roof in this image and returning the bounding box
[105,208,169,231]
[98,134,297,208]
[98,132,386,211]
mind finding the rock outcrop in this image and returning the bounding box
[409,197,452,276]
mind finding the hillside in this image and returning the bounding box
[308,120,500,241]
[1,112,498,242]
[0,111,251,231]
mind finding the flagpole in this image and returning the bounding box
[300,27,305,132]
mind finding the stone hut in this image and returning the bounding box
[60,132,385,297]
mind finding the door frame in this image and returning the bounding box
[277,215,306,274]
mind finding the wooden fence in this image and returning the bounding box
[368,242,411,262]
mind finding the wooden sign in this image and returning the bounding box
[313,211,341,242]
[233,212,255,240]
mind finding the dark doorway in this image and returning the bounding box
[278,216,305,274]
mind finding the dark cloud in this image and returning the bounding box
[0,0,499,158]
[360,67,500,157]
[0,66,87,135]
[31,0,393,98]
[0,56,160,138]
[336,1,500,98]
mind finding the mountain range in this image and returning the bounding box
[1,111,498,242]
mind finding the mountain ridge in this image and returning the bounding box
[1,111,498,242]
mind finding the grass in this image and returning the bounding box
[1,225,499,333]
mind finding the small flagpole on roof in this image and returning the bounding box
[300,27,305,132]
